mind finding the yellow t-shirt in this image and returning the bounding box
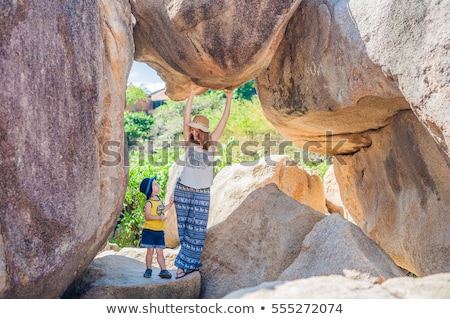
[143,198,166,231]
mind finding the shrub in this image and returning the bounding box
[124,111,154,147]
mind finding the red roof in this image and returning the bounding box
[150,88,168,102]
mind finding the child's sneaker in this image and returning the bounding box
[158,270,172,279]
[143,269,152,278]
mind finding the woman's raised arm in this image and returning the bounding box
[183,85,197,142]
[210,88,234,142]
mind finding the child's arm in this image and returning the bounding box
[164,196,174,212]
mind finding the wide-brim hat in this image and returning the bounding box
[139,177,156,200]
[187,115,210,133]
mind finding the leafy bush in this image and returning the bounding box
[124,111,154,147]
[234,80,256,100]
[126,84,149,108]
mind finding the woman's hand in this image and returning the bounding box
[223,88,234,98]
[191,82,203,94]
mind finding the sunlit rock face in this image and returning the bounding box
[131,0,302,100]
[0,0,134,298]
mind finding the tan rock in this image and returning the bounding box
[209,155,326,227]
[254,0,450,277]
[2,0,449,300]
[349,0,450,160]
[381,273,450,299]
[225,276,393,299]
[64,250,199,299]
[278,214,407,281]
[323,164,355,223]
[200,183,325,299]
[334,111,450,276]
[255,0,410,155]
[224,273,450,299]
[0,1,134,297]
[131,0,302,100]
[164,155,326,248]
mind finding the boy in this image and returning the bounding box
[139,177,174,279]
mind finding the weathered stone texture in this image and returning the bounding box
[0,0,134,297]
[255,0,410,155]
[163,155,326,248]
[334,111,450,276]
[1,0,449,298]
[200,184,325,299]
[209,155,326,226]
[349,0,450,159]
[224,273,450,299]
[278,214,407,280]
[131,0,302,100]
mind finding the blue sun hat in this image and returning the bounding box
[139,177,156,200]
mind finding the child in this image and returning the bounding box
[139,177,174,279]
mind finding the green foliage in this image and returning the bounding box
[124,111,154,147]
[234,80,256,100]
[148,99,185,145]
[302,155,332,179]
[222,96,277,141]
[126,84,149,109]
[202,80,256,101]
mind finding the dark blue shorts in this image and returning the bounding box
[140,228,166,248]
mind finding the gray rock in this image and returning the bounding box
[200,183,325,299]
[64,251,200,299]
[278,214,407,280]
[0,0,134,298]
[223,273,450,299]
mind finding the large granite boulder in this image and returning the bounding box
[0,0,134,297]
[255,0,450,276]
[132,0,450,278]
[66,192,446,299]
[131,0,302,100]
[163,155,326,248]
[209,155,326,227]
[278,213,407,280]
[201,183,325,298]
[334,111,450,276]
[63,249,199,299]
[255,0,410,155]
[349,0,450,160]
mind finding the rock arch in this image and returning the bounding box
[0,0,448,297]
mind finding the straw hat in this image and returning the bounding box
[187,115,210,132]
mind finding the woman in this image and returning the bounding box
[174,83,234,279]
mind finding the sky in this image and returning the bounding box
[127,61,165,93]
